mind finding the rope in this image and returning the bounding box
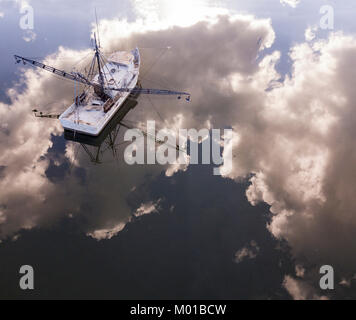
[140,47,170,80]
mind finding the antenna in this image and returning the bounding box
[95,8,101,48]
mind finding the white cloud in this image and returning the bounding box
[295,265,305,278]
[283,276,328,300]
[0,47,88,239]
[87,199,162,241]
[280,0,300,8]
[87,222,126,241]
[23,29,36,42]
[234,241,260,264]
[134,199,160,217]
[232,33,356,277]
[132,0,228,28]
[339,274,356,288]
[339,278,351,288]
[97,0,274,51]
[305,26,318,41]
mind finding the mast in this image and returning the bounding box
[94,33,104,88]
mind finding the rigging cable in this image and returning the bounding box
[140,47,170,80]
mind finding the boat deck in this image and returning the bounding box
[59,49,140,136]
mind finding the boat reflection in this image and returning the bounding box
[64,97,139,164]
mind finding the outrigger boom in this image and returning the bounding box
[14,55,92,86]
[14,55,191,101]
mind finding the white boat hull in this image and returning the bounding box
[59,48,140,136]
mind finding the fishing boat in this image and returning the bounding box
[15,33,191,136]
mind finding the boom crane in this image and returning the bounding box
[14,55,92,86]
[13,55,191,101]
[109,87,191,101]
